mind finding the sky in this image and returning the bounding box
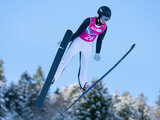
[0,0,160,105]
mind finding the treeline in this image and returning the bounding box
[0,59,160,120]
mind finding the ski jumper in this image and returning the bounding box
[80,17,106,42]
[54,17,107,88]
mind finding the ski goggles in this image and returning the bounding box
[101,15,110,21]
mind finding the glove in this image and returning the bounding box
[57,40,61,46]
[94,53,101,61]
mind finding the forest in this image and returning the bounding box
[0,59,160,120]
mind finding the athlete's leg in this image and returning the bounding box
[78,42,93,89]
[54,38,80,82]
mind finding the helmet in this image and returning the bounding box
[97,6,111,19]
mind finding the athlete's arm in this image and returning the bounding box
[70,18,90,41]
[96,27,107,53]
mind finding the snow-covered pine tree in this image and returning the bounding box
[0,87,16,120]
[74,80,118,120]
[18,71,35,120]
[0,60,19,120]
[0,86,8,120]
[0,59,6,86]
[154,91,160,119]
[27,66,45,110]
[20,68,46,120]
[52,88,66,113]
[51,83,81,119]
[32,66,44,91]
[51,109,75,120]
[156,91,160,106]
[29,66,53,120]
[4,82,25,120]
[61,83,82,107]
[0,59,8,119]
[4,71,35,120]
[113,91,137,120]
[133,93,151,120]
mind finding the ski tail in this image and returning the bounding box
[63,44,136,113]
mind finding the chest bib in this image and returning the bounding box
[80,17,106,42]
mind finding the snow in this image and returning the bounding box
[96,101,101,107]
[91,104,96,109]
[0,75,155,120]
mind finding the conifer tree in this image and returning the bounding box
[51,109,74,120]
[30,66,53,120]
[133,93,151,120]
[154,91,160,119]
[5,72,34,120]
[4,82,26,120]
[75,80,118,120]
[0,59,8,119]
[20,68,46,120]
[156,91,160,106]
[32,66,44,91]
[19,72,35,120]
[27,67,44,109]
[0,86,8,120]
[113,91,136,120]
[52,83,81,119]
[0,59,6,86]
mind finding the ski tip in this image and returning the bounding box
[66,29,73,33]
[131,44,136,49]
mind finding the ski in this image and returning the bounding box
[64,44,136,113]
[35,29,73,110]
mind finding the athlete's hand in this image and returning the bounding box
[94,53,101,61]
[57,40,62,46]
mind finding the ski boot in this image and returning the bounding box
[80,82,91,92]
